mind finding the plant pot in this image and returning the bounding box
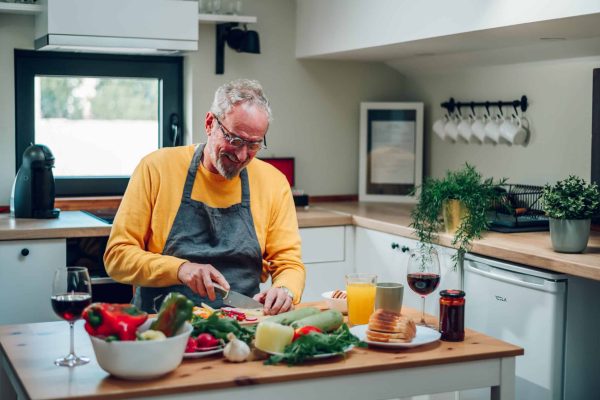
[549,218,591,253]
[443,199,468,234]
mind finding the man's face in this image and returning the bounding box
[204,104,269,179]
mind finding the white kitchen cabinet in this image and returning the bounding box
[260,226,354,302]
[0,239,65,324]
[354,227,460,319]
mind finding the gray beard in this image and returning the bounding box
[209,142,243,180]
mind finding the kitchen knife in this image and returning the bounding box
[214,284,263,309]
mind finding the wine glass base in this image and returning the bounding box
[54,354,90,367]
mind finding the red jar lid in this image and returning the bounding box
[440,289,465,298]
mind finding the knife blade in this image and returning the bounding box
[214,284,263,309]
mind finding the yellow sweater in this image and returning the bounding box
[104,145,305,303]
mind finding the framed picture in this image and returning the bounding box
[359,102,423,202]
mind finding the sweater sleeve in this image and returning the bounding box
[263,183,306,304]
[103,157,185,287]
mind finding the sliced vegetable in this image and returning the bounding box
[293,326,322,341]
[264,307,320,325]
[83,303,148,341]
[150,292,194,337]
[290,310,344,332]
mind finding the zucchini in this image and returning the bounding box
[290,310,344,332]
[264,307,320,325]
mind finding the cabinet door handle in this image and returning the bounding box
[20,248,30,257]
[391,242,399,249]
[401,245,410,253]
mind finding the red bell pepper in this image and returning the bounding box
[83,303,148,341]
[292,325,322,341]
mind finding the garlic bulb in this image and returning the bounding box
[223,332,250,362]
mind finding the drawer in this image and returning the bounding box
[300,226,345,264]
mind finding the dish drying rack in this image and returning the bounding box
[488,184,549,233]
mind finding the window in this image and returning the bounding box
[15,50,183,196]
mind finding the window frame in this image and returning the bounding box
[14,49,183,197]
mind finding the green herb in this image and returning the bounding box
[264,323,366,366]
[542,176,600,220]
[191,313,255,344]
[410,163,506,269]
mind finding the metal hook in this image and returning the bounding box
[497,102,504,116]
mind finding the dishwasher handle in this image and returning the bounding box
[465,262,564,294]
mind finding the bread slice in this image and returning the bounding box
[366,329,414,343]
[367,309,416,343]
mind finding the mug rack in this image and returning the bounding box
[441,95,528,114]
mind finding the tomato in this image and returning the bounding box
[292,326,322,341]
[185,337,197,353]
[195,333,219,349]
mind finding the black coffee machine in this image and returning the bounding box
[10,144,60,219]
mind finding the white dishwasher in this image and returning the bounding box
[462,253,600,400]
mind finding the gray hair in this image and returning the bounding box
[210,79,272,122]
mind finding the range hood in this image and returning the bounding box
[34,0,198,55]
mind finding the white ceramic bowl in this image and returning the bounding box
[322,290,348,313]
[89,317,192,380]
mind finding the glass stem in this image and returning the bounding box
[420,296,426,324]
[69,322,75,357]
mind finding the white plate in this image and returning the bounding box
[349,325,441,348]
[183,347,223,359]
[264,345,354,360]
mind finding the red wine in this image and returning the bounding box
[51,293,92,322]
[407,273,440,295]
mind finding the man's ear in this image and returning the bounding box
[205,112,214,136]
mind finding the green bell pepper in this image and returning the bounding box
[150,292,194,337]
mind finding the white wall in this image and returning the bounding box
[0,14,34,207]
[0,0,406,205]
[399,56,598,184]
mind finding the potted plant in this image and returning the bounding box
[542,176,600,253]
[410,164,506,269]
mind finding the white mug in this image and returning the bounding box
[500,116,529,145]
[444,115,460,142]
[457,115,474,142]
[471,115,488,143]
[484,115,502,144]
[433,116,448,141]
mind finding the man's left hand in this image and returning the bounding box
[253,287,294,315]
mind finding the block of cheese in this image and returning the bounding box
[254,321,294,354]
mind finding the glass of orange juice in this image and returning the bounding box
[345,273,377,325]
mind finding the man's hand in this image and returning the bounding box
[177,262,230,301]
[253,287,294,315]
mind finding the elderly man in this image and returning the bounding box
[104,79,305,315]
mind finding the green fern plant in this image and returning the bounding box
[410,164,506,268]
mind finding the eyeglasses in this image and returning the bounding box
[213,116,267,151]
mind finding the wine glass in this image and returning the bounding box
[406,247,441,327]
[51,266,92,367]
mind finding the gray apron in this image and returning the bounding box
[134,144,263,313]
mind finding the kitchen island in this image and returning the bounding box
[0,306,523,400]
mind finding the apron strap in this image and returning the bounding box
[181,144,205,200]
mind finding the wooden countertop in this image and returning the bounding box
[0,211,110,240]
[315,202,600,281]
[0,305,522,400]
[2,202,599,281]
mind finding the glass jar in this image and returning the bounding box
[439,289,465,341]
